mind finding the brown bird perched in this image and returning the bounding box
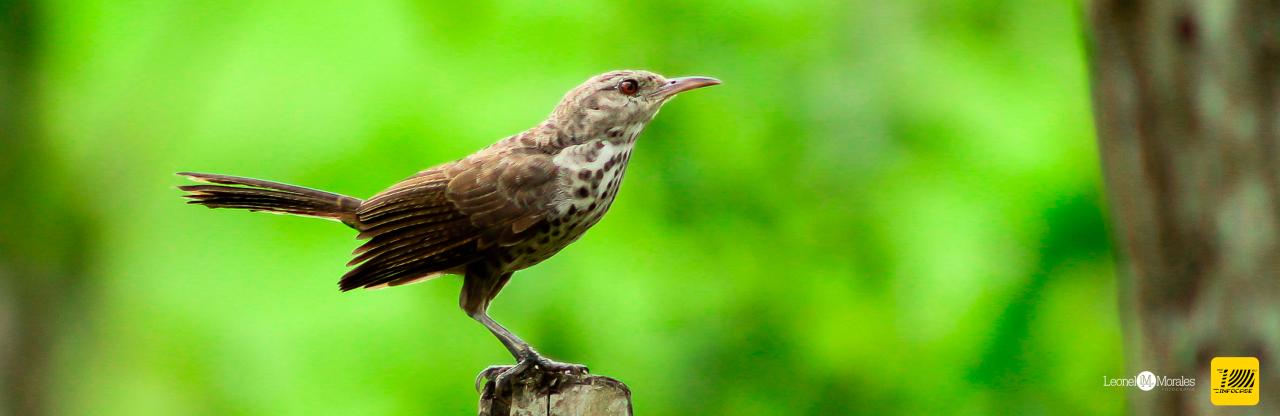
[177,70,720,388]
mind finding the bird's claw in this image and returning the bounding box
[529,355,589,376]
[475,354,589,395]
[475,364,516,393]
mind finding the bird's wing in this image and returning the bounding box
[339,150,559,290]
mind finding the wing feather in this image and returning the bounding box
[338,149,559,290]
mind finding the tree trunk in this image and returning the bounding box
[477,371,632,416]
[1087,0,1280,414]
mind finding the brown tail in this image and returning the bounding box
[178,172,362,228]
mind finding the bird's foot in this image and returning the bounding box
[526,355,589,376]
[475,353,589,395]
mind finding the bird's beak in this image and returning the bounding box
[653,76,721,99]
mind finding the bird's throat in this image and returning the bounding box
[552,138,635,216]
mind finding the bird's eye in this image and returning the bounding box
[618,79,639,96]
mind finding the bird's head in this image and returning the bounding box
[549,70,720,143]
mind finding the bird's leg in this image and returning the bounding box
[473,310,533,360]
[471,310,588,392]
[464,268,586,393]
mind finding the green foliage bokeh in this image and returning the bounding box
[27,0,1118,414]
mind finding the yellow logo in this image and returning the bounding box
[1211,357,1259,406]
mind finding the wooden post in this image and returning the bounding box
[1087,0,1280,414]
[477,370,632,416]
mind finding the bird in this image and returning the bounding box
[177,70,720,389]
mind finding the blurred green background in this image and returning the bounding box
[1,0,1120,414]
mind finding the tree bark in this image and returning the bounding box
[477,370,632,416]
[1087,0,1280,414]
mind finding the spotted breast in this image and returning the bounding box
[502,135,637,270]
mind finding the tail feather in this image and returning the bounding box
[178,172,363,228]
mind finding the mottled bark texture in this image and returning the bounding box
[478,371,632,416]
[1087,0,1280,414]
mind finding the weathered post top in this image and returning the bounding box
[478,370,632,416]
